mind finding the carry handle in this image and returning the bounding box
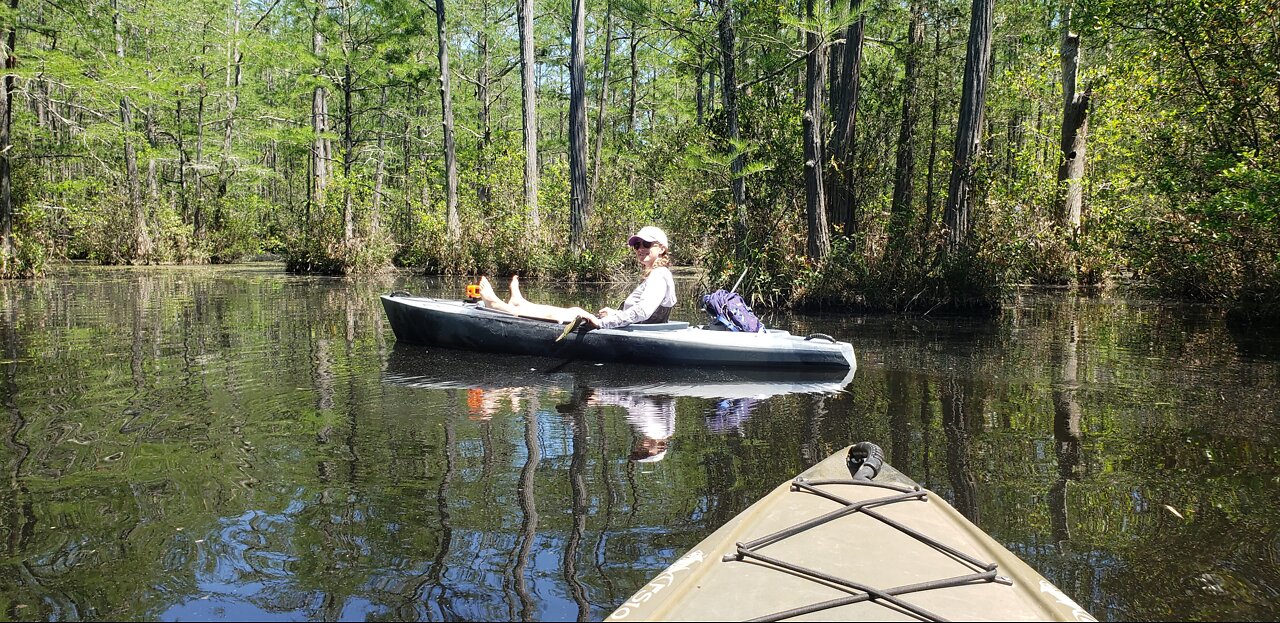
[804,333,836,343]
[847,442,885,482]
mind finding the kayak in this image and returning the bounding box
[382,344,856,400]
[608,443,1095,622]
[381,293,856,371]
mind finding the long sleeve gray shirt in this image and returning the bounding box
[597,267,677,329]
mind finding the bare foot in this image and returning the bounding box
[509,275,529,306]
[478,276,501,304]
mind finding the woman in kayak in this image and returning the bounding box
[477,226,677,328]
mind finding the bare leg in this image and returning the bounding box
[509,301,585,323]
[478,276,587,323]
[478,276,521,315]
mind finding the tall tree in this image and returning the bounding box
[803,0,830,260]
[114,0,151,263]
[626,19,640,133]
[886,0,925,258]
[0,0,17,274]
[587,0,614,216]
[219,0,243,201]
[1056,28,1089,243]
[338,0,356,244]
[467,0,511,211]
[718,0,746,228]
[310,1,332,233]
[372,84,387,235]
[695,0,706,125]
[516,0,539,229]
[942,0,994,256]
[828,0,864,234]
[568,0,588,254]
[435,0,460,242]
[922,22,945,240]
[193,49,209,243]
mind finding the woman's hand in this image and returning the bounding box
[597,306,617,317]
[577,309,602,328]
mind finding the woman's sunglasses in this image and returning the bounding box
[630,240,655,250]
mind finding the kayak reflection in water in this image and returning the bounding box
[580,389,675,463]
[476,226,677,329]
[465,387,526,421]
[706,398,759,435]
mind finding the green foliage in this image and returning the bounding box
[1,159,50,278]
[985,201,1075,287]
[1,220,50,279]
[284,167,396,275]
[5,0,1276,318]
[53,178,121,264]
[208,195,274,264]
[1119,154,1280,314]
[1071,0,1280,316]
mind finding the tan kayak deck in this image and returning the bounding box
[608,446,1095,622]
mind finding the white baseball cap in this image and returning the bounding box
[627,226,669,249]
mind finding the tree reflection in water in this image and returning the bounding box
[3,270,1278,621]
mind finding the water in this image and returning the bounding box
[0,265,1276,621]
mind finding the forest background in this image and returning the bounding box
[0,0,1275,319]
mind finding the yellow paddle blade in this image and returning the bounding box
[556,316,583,342]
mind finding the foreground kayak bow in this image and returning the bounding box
[608,442,1095,622]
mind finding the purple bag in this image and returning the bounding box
[702,289,765,333]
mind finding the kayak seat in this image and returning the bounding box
[697,324,792,336]
[616,321,690,331]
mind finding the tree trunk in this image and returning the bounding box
[176,98,190,227]
[516,0,540,229]
[803,0,829,260]
[476,16,492,210]
[942,0,994,256]
[435,0,460,242]
[627,21,639,134]
[416,99,429,227]
[922,23,942,240]
[147,159,158,208]
[587,1,614,216]
[719,0,746,227]
[114,0,151,264]
[826,0,843,116]
[0,0,18,274]
[310,3,330,233]
[372,85,387,235]
[1056,31,1089,242]
[194,74,207,238]
[695,0,705,125]
[707,50,716,115]
[221,0,242,200]
[568,0,589,254]
[886,0,924,259]
[828,2,864,234]
[342,60,354,244]
[401,115,413,241]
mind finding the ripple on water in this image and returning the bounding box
[5,270,1280,622]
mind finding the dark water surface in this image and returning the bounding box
[1,265,1277,621]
